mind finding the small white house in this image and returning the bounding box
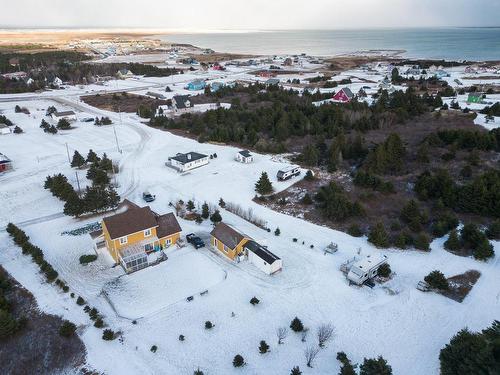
[167,152,209,172]
[50,110,77,122]
[172,95,193,113]
[347,254,388,285]
[236,150,254,163]
[244,240,282,275]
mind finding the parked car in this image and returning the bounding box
[142,191,155,202]
[186,233,205,249]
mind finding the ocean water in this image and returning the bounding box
[157,28,500,61]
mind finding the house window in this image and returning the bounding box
[166,238,171,245]
[214,238,218,247]
[144,229,151,237]
[119,236,128,245]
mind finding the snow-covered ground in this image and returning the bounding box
[0,63,500,374]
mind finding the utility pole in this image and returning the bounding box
[75,171,81,194]
[65,142,71,164]
[114,107,122,154]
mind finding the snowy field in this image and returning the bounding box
[0,62,500,374]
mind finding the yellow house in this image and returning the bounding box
[210,222,250,260]
[102,205,181,272]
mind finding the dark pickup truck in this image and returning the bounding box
[186,233,205,249]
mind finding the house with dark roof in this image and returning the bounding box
[210,223,282,274]
[172,95,193,112]
[332,87,354,103]
[101,205,182,273]
[235,150,254,163]
[167,152,209,172]
[210,223,250,260]
[243,240,282,275]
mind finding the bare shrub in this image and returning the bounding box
[317,323,335,348]
[304,346,320,367]
[225,202,267,229]
[276,327,288,345]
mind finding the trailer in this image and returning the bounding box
[346,254,388,286]
[277,166,300,181]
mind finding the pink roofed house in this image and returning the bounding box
[332,87,354,103]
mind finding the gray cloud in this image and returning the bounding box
[0,0,499,29]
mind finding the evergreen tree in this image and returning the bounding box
[218,198,226,208]
[106,186,120,209]
[0,309,20,338]
[210,210,222,224]
[368,223,390,248]
[400,199,426,232]
[57,118,71,130]
[255,172,273,195]
[86,149,100,164]
[440,321,500,375]
[414,232,430,251]
[290,366,302,375]
[359,356,392,375]
[337,352,357,375]
[301,144,319,166]
[100,153,113,172]
[474,239,494,261]
[485,220,500,240]
[201,202,209,219]
[259,340,270,354]
[274,227,281,236]
[377,263,391,277]
[290,317,304,332]
[59,320,77,337]
[187,200,195,211]
[63,194,85,217]
[193,369,204,375]
[232,354,245,367]
[444,230,461,252]
[424,270,449,290]
[71,151,86,168]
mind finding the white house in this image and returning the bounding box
[243,240,282,275]
[116,69,134,79]
[236,150,254,163]
[347,254,388,285]
[167,152,209,172]
[50,110,77,122]
[172,95,193,113]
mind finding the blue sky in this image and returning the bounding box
[1,0,499,29]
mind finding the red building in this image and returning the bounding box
[332,87,354,103]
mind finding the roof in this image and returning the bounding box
[156,213,182,238]
[244,240,280,264]
[468,92,483,98]
[352,254,387,272]
[265,78,280,85]
[53,111,76,117]
[238,150,252,158]
[342,87,354,98]
[103,206,158,239]
[0,153,11,164]
[89,229,103,240]
[169,152,208,164]
[173,95,191,109]
[210,222,246,250]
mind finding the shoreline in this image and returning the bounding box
[0,29,499,64]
